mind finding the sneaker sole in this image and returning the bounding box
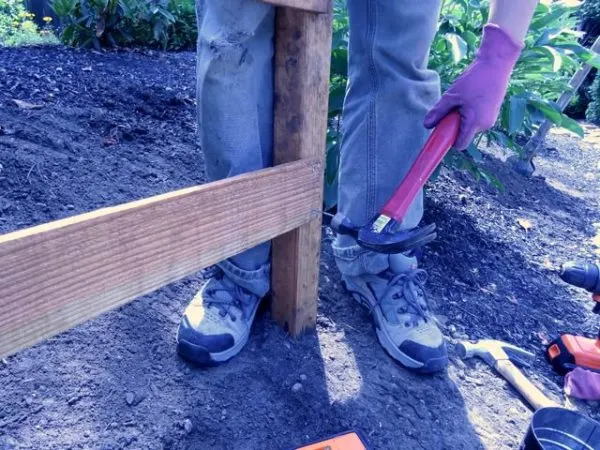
[176,330,251,366]
[345,283,447,374]
[375,323,448,374]
[176,296,263,367]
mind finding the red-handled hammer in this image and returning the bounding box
[329,111,461,254]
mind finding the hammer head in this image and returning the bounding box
[456,339,534,368]
[329,212,437,254]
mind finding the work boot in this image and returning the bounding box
[342,263,448,373]
[176,267,264,366]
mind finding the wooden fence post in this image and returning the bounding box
[270,4,332,337]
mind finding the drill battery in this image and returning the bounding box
[546,261,600,374]
[547,332,600,375]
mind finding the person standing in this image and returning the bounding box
[176,0,538,373]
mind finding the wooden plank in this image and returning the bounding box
[0,158,322,358]
[260,0,329,14]
[271,6,332,336]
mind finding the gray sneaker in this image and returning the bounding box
[343,268,448,373]
[176,268,262,366]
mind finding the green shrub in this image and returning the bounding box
[586,71,600,124]
[565,72,594,120]
[0,0,58,46]
[51,0,129,48]
[51,0,196,49]
[162,0,195,50]
[579,0,600,46]
[560,0,600,119]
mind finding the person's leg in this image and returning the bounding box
[333,0,446,373]
[177,0,274,365]
[197,0,274,275]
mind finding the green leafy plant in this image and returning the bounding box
[579,0,600,46]
[483,1,600,175]
[51,0,132,48]
[0,0,58,46]
[324,0,600,207]
[323,0,348,210]
[586,70,600,124]
[51,0,196,49]
[127,0,175,49]
[162,0,196,50]
[561,0,600,119]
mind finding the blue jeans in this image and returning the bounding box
[195,0,443,296]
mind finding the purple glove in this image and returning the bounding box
[424,24,523,150]
[564,367,600,401]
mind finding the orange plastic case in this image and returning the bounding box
[547,334,600,374]
[293,431,370,450]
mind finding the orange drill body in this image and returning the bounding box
[546,262,600,374]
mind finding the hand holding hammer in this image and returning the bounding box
[457,339,558,410]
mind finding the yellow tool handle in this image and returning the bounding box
[494,359,558,411]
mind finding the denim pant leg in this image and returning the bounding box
[195,0,274,297]
[333,0,443,277]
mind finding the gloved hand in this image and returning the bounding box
[564,366,600,401]
[424,24,523,150]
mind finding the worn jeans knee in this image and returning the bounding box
[334,0,442,278]
[196,0,274,181]
[195,0,274,278]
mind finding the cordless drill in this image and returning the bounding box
[546,261,600,374]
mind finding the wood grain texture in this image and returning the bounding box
[260,0,329,14]
[494,360,558,411]
[0,159,322,358]
[271,6,332,336]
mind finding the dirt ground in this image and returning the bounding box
[1,45,600,450]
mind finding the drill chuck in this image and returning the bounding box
[560,261,600,294]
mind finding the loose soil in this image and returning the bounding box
[1,45,600,450]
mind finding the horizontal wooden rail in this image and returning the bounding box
[260,0,329,14]
[0,158,322,359]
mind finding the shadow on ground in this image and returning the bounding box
[1,263,485,450]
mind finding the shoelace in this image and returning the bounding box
[201,267,249,322]
[379,269,430,326]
